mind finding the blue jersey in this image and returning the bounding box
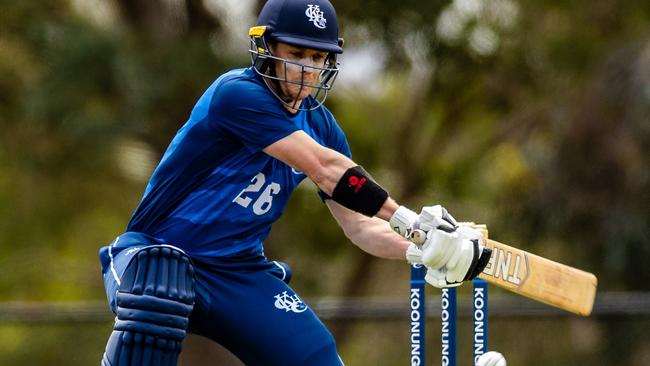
[125,67,351,258]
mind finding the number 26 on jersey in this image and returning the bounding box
[233,172,281,215]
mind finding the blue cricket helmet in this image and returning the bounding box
[255,0,343,54]
[248,0,344,111]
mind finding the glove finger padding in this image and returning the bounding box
[446,239,475,283]
[456,224,482,241]
[424,267,462,289]
[419,217,493,288]
[421,229,458,269]
[405,243,423,265]
[423,241,492,288]
[443,234,468,270]
[418,205,458,233]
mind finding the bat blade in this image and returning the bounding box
[479,238,597,316]
[410,224,598,315]
[464,223,598,316]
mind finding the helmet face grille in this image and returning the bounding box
[249,0,343,111]
[249,38,340,111]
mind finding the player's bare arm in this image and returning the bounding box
[265,134,491,286]
[263,123,490,287]
[325,199,411,260]
[263,131,399,221]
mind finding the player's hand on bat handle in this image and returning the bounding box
[410,227,492,288]
[390,204,491,286]
[409,229,427,245]
[389,204,457,239]
[417,205,458,233]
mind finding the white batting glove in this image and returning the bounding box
[422,224,491,287]
[421,229,461,269]
[405,243,424,265]
[389,206,420,238]
[424,267,462,288]
[476,351,506,366]
[389,205,457,239]
[392,205,491,285]
[417,205,457,233]
[391,205,455,266]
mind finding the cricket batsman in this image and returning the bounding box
[98,0,492,365]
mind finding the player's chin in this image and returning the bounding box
[286,85,314,100]
[298,87,314,100]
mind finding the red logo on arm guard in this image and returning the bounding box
[348,176,366,193]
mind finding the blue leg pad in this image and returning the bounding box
[101,246,195,366]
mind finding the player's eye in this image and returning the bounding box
[312,54,326,63]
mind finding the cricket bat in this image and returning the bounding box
[413,223,598,316]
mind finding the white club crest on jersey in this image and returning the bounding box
[274,291,308,313]
[305,5,327,29]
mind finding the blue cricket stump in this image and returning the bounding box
[472,279,488,364]
[409,268,489,366]
[441,279,489,366]
[441,286,457,365]
[410,264,426,366]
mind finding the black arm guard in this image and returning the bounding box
[331,166,388,217]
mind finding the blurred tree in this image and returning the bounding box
[0,0,238,302]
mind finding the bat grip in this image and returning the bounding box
[410,229,427,246]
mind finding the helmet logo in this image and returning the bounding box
[305,5,327,29]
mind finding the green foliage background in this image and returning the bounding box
[1,0,649,364]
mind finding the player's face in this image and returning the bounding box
[270,42,328,102]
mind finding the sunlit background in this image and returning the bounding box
[1,0,649,365]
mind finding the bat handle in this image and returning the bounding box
[410,229,427,246]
